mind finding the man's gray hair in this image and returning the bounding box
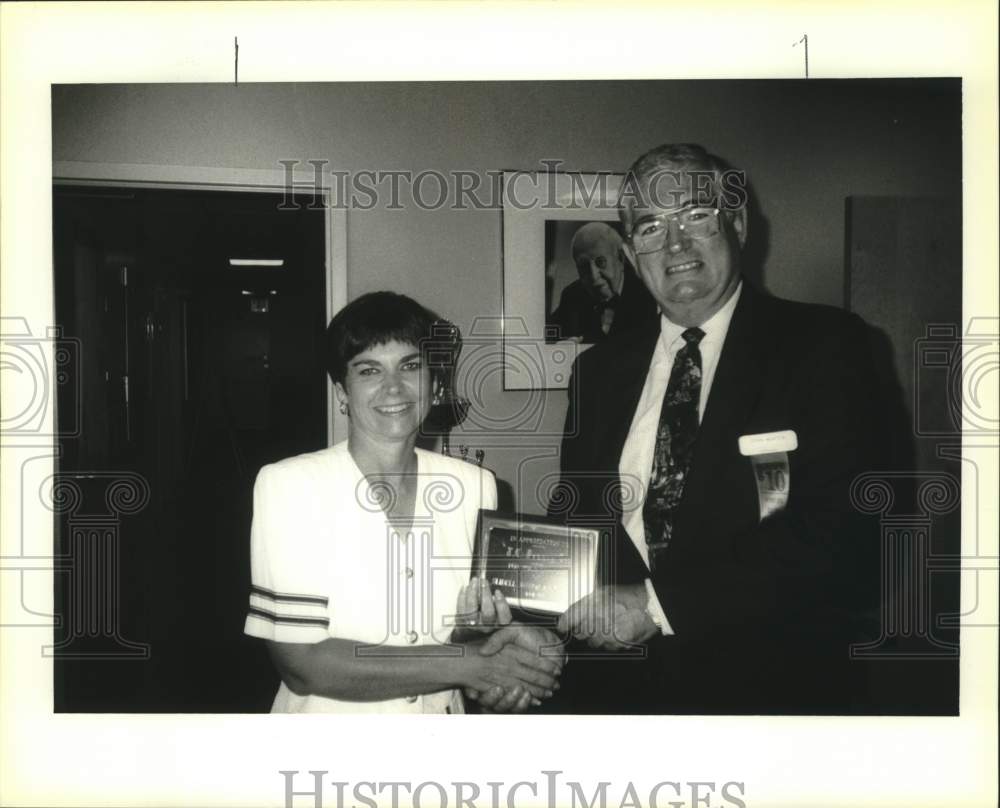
[618,143,746,229]
[627,143,727,183]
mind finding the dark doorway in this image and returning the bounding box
[52,186,328,712]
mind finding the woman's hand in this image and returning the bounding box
[464,625,567,713]
[460,637,560,702]
[473,684,535,713]
[454,578,512,636]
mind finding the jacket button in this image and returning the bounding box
[406,631,419,644]
[405,567,414,578]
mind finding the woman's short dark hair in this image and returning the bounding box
[324,291,453,386]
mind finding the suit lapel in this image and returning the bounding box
[598,325,659,470]
[673,282,773,539]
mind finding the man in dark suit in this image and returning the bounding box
[550,143,887,714]
[548,222,657,343]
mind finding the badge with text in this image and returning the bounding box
[739,431,796,520]
[473,510,600,616]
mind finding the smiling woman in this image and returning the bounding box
[336,340,437,450]
[243,291,566,713]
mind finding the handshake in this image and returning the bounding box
[454,578,658,713]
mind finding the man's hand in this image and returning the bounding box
[470,684,535,713]
[557,584,658,650]
[460,635,560,708]
[464,625,566,713]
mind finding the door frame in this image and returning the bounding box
[53,160,348,445]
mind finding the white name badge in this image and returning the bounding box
[738,430,798,456]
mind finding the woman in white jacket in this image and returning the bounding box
[244,291,562,713]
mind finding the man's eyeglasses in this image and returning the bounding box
[628,207,721,255]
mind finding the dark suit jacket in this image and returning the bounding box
[546,281,888,714]
[547,267,657,343]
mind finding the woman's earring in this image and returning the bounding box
[339,401,349,416]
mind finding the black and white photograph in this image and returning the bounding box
[1,4,997,808]
[45,76,968,716]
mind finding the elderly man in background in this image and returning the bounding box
[551,143,888,714]
[548,221,656,343]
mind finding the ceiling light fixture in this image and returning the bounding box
[229,258,285,267]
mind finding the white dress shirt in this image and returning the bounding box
[619,282,743,633]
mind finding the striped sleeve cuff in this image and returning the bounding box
[244,585,331,643]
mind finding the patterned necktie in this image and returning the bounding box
[643,326,705,569]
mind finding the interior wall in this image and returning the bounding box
[52,80,961,513]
